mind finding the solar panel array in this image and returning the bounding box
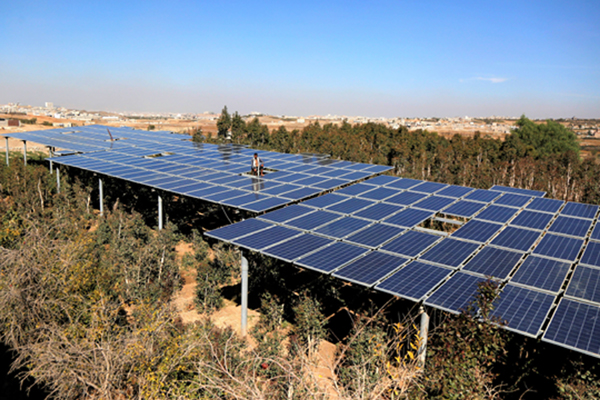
[207,173,600,357]
[4,125,392,213]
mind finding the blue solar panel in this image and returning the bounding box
[385,191,428,206]
[335,183,375,196]
[314,217,372,239]
[548,216,593,238]
[221,193,268,207]
[443,200,486,218]
[510,256,571,293]
[413,196,456,212]
[358,187,400,201]
[561,202,599,219]
[533,234,584,262]
[424,272,486,313]
[489,185,546,197]
[436,185,474,198]
[204,218,273,242]
[186,185,231,199]
[345,223,405,248]
[260,184,302,196]
[475,205,518,223]
[543,298,600,357]
[494,193,532,208]
[263,234,334,262]
[490,285,555,337]
[526,198,564,213]
[383,208,433,228]
[581,242,600,268]
[204,189,249,203]
[284,210,342,230]
[592,223,600,242]
[340,171,374,181]
[465,189,501,203]
[452,220,503,243]
[411,181,448,194]
[233,225,301,251]
[353,203,404,221]
[293,176,330,187]
[381,230,441,257]
[420,238,480,268]
[326,198,375,214]
[490,227,541,252]
[279,186,322,200]
[365,175,400,186]
[462,246,523,279]
[276,173,313,183]
[510,210,554,230]
[566,265,600,304]
[295,242,370,273]
[311,178,350,190]
[376,261,452,301]
[241,196,290,213]
[385,178,422,190]
[300,193,349,209]
[333,251,409,287]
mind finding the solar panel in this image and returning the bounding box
[259,183,302,196]
[532,234,584,262]
[220,192,268,207]
[263,234,334,263]
[353,203,404,221]
[548,216,593,238]
[490,285,555,337]
[335,183,376,196]
[543,298,600,357]
[204,189,249,203]
[325,198,375,214]
[295,242,370,273]
[592,223,600,242]
[284,210,342,230]
[357,187,400,201]
[383,208,433,228]
[566,265,600,304]
[411,181,448,194]
[452,220,503,243]
[413,196,456,212]
[510,210,555,231]
[462,246,523,279]
[385,178,422,190]
[490,226,542,252]
[345,223,405,248]
[436,185,474,198]
[510,256,571,293]
[475,205,518,223]
[489,185,546,197]
[333,251,409,287]
[365,175,400,186]
[419,238,480,268]
[561,202,599,220]
[385,191,428,206]
[279,186,322,200]
[241,196,290,213]
[376,261,453,301]
[233,225,301,251]
[381,230,441,257]
[424,272,486,313]
[300,193,348,209]
[494,193,532,208]
[204,218,273,242]
[581,242,600,268]
[442,200,486,218]
[311,178,350,190]
[464,189,501,203]
[314,217,373,239]
[526,198,564,213]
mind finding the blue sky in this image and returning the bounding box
[1,0,599,118]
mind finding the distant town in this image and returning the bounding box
[1,102,599,140]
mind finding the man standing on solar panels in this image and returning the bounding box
[251,153,264,176]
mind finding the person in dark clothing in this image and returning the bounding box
[251,153,264,176]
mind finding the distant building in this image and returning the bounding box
[0,118,20,127]
[45,102,54,108]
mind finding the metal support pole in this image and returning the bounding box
[99,178,104,215]
[418,306,430,369]
[241,252,249,336]
[48,147,53,174]
[56,167,60,193]
[158,195,163,230]
[5,137,9,166]
[22,141,27,166]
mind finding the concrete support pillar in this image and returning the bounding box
[48,147,53,174]
[241,252,249,336]
[99,178,104,215]
[5,137,9,166]
[22,141,27,166]
[56,167,61,193]
[158,195,163,230]
[418,306,430,369]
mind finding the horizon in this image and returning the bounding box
[2,1,599,119]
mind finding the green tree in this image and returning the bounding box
[230,111,246,143]
[216,106,231,139]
